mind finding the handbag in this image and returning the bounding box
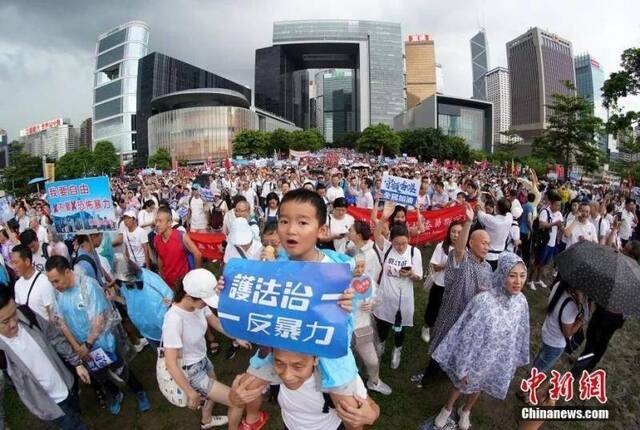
[156,339,188,407]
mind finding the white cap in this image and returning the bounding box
[228,218,253,246]
[123,209,137,219]
[183,269,219,308]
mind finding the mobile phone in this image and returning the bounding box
[401,266,412,271]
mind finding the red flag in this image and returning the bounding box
[223,158,231,171]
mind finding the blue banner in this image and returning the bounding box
[219,259,352,358]
[381,173,420,206]
[46,176,117,234]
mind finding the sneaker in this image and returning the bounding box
[375,341,385,357]
[537,280,548,289]
[134,338,149,353]
[434,407,451,428]
[421,326,431,343]
[390,346,402,370]
[226,342,239,360]
[109,391,124,416]
[239,411,269,430]
[136,391,151,412]
[458,406,471,430]
[201,416,229,429]
[528,281,537,291]
[366,379,392,395]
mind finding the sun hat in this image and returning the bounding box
[228,218,253,246]
[183,269,219,308]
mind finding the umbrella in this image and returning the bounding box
[556,241,640,316]
[28,177,48,185]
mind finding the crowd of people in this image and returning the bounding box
[0,149,638,430]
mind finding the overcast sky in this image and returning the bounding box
[1,0,639,140]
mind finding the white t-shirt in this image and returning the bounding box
[278,371,366,430]
[620,209,635,240]
[326,186,345,204]
[121,225,148,267]
[539,208,563,247]
[222,210,237,236]
[223,240,263,263]
[328,214,355,253]
[162,305,212,366]
[36,225,48,245]
[541,283,585,348]
[14,271,56,320]
[137,210,156,234]
[564,220,597,248]
[429,242,450,287]
[477,211,513,262]
[0,326,68,402]
[189,197,208,230]
[355,191,374,209]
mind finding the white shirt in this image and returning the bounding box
[222,210,237,236]
[590,215,610,242]
[541,283,587,348]
[506,222,521,252]
[429,242,450,287]
[620,209,635,240]
[121,225,148,267]
[240,188,258,213]
[189,196,208,230]
[0,326,69,403]
[328,214,355,253]
[36,225,48,245]
[326,186,345,204]
[162,305,212,366]
[416,193,430,211]
[14,271,56,320]
[223,240,263,263]
[278,372,367,430]
[539,208,563,247]
[355,191,374,209]
[565,220,597,248]
[477,211,514,261]
[137,209,156,234]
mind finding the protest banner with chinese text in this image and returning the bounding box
[218,259,352,358]
[381,173,420,206]
[46,176,117,234]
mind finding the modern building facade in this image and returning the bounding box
[147,89,297,163]
[393,94,493,152]
[485,67,520,149]
[470,30,489,100]
[136,52,252,161]
[575,54,609,154]
[405,34,437,109]
[19,118,78,160]
[506,27,576,141]
[0,129,8,169]
[79,118,92,149]
[93,21,150,159]
[312,69,357,142]
[255,20,404,131]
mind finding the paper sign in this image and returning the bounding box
[218,259,352,358]
[381,173,420,206]
[87,347,116,372]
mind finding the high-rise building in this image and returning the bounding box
[79,117,92,149]
[93,21,149,160]
[405,34,437,109]
[506,27,576,142]
[19,118,78,160]
[485,67,520,150]
[470,30,489,100]
[313,69,357,142]
[255,20,403,130]
[136,52,252,161]
[0,129,8,169]
[575,54,609,154]
[436,63,444,94]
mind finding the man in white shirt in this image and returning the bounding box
[430,181,450,209]
[619,198,637,245]
[590,201,610,245]
[326,174,345,205]
[30,217,48,247]
[476,198,514,271]
[19,228,46,271]
[355,178,374,209]
[564,201,598,248]
[11,244,56,320]
[529,194,564,290]
[239,181,258,215]
[112,210,150,268]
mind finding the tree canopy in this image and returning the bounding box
[232,130,271,157]
[0,142,43,195]
[92,141,120,176]
[55,148,96,180]
[148,148,172,170]
[356,123,401,156]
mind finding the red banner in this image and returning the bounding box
[347,205,467,245]
[188,231,226,261]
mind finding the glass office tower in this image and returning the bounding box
[575,54,608,154]
[93,21,149,159]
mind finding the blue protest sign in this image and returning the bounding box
[218,259,352,358]
[381,173,420,206]
[46,176,117,234]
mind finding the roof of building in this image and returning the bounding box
[150,88,251,113]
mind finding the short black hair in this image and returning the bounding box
[266,192,280,204]
[389,222,410,240]
[19,229,38,246]
[11,244,32,263]
[496,198,511,216]
[262,221,278,236]
[280,189,327,226]
[527,192,536,203]
[142,199,155,209]
[45,255,72,273]
[316,183,326,191]
[157,206,172,220]
[352,220,371,241]
[548,192,562,203]
[232,195,247,208]
[333,197,347,209]
[76,234,90,245]
[0,287,13,311]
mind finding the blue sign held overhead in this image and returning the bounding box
[381,173,420,206]
[218,259,352,358]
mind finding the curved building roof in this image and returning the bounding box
[150,88,251,114]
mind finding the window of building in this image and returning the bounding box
[96,45,125,70]
[95,64,120,86]
[98,29,127,53]
[94,98,122,121]
[95,80,122,104]
[94,116,123,139]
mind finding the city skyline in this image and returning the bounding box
[1,0,639,140]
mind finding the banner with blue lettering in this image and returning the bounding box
[46,176,117,234]
[381,173,420,206]
[218,259,352,358]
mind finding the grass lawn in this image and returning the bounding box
[5,248,640,429]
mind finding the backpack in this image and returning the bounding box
[532,208,551,250]
[72,254,99,279]
[210,201,224,230]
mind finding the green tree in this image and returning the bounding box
[148,148,172,170]
[268,129,292,154]
[356,123,401,156]
[331,131,361,149]
[56,148,96,180]
[289,129,325,152]
[232,130,270,157]
[533,81,604,172]
[0,142,43,196]
[92,141,120,175]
